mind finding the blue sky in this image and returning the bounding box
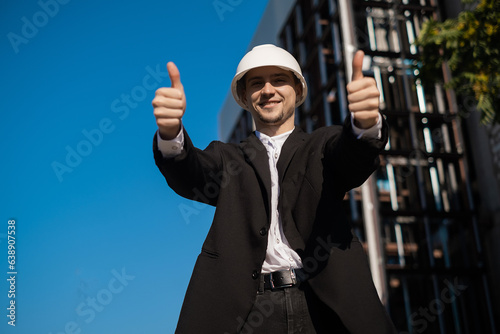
[0,0,269,332]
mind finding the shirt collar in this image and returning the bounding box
[255,127,294,149]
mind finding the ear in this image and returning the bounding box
[295,82,303,101]
[241,88,247,106]
[237,79,248,106]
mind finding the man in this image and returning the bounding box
[152,44,397,333]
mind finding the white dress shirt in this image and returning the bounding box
[156,114,383,273]
[255,129,303,273]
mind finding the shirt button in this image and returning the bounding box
[259,227,267,236]
[274,153,278,159]
[276,239,280,244]
[252,271,259,279]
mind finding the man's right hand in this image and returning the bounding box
[152,62,186,140]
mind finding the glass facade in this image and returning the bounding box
[223,0,497,332]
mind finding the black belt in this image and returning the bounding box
[262,268,307,290]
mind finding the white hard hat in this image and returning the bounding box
[231,44,308,110]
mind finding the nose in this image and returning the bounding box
[261,81,276,95]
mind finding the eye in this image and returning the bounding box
[250,80,263,87]
[273,77,288,85]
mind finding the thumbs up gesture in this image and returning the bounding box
[152,62,186,140]
[346,51,380,129]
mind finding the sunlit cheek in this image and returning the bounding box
[250,92,260,104]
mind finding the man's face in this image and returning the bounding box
[242,66,301,131]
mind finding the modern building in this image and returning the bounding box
[218,0,499,333]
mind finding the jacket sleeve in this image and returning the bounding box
[153,128,222,206]
[322,113,388,197]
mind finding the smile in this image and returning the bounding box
[259,101,281,108]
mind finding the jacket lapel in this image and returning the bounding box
[277,127,308,182]
[239,133,272,218]
[239,128,308,221]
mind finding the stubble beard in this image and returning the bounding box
[257,108,293,125]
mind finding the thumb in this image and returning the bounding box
[351,50,365,81]
[167,62,183,89]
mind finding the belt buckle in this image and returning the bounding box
[270,269,297,290]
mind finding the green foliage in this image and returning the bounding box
[416,0,500,124]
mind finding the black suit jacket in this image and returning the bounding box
[154,116,397,334]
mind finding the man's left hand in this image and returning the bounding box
[346,50,380,129]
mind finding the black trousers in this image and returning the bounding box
[239,280,350,334]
